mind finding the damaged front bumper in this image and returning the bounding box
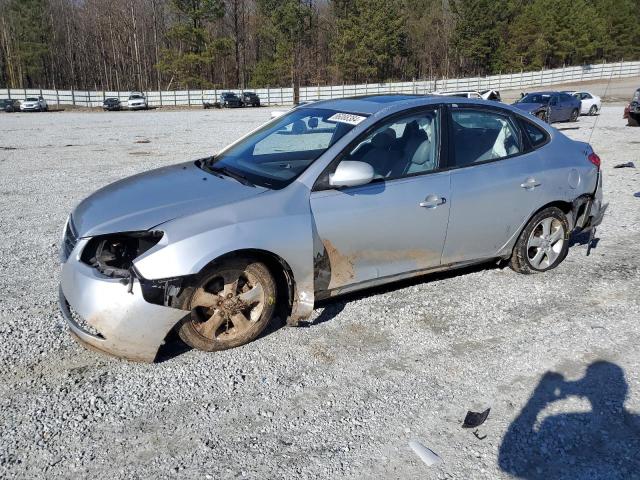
[59,240,187,362]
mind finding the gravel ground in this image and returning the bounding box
[1,103,639,479]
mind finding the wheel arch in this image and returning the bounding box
[197,248,296,322]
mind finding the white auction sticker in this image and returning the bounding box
[327,112,367,125]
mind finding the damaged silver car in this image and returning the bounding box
[59,95,607,362]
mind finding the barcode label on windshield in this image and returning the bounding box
[327,113,367,125]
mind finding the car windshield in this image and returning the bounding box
[222,93,237,98]
[520,93,551,104]
[204,107,364,189]
[129,95,143,99]
[26,97,38,101]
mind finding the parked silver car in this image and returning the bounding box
[59,95,606,362]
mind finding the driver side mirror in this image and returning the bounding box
[329,161,374,188]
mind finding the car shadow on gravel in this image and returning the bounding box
[303,261,501,327]
[498,361,640,478]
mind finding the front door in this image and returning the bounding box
[310,106,451,292]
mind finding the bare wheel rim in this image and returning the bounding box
[526,217,565,269]
[189,268,266,341]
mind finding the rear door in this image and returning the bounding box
[442,105,543,264]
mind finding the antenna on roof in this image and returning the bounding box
[588,63,615,144]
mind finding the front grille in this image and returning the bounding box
[62,217,79,260]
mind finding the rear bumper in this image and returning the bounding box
[582,171,607,230]
[59,245,186,362]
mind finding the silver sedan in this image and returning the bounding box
[59,95,607,362]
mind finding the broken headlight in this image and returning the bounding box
[81,231,163,278]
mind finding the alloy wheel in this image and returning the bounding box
[526,217,566,269]
[189,269,265,341]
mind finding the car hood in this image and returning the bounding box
[513,102,546,113]
[72,161,267,237]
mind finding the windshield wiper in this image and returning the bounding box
[207,164,255,187]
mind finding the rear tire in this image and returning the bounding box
[175,259,277,352]
[588,105,598,116]
[510,207,570,274]
[628,114,640,127]
[570,109,579,122]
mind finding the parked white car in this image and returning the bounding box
[127,92,148,110]
[565,91,601,115]
[20,96,48,112]
[432,90,501,101]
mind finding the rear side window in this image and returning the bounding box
[520,120,548,148]
[450,109,522,167]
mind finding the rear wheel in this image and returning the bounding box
[570,109,579,122]
[628,114,640,127]
[176,259,277,352]
[510,207,569,274]
[588,105,598,116]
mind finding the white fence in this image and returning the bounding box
[1,60,639,108]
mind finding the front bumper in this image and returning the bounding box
[59,242,187,362]
[20,105,40,111]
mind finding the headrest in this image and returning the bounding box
[292,120,305,134]
[371,129,394,148]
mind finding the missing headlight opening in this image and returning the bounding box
[81,231,163,278]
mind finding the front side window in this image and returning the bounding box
[451,109,522,167]
[339,108,440,180]
[206,107,362,189]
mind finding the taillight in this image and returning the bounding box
[588,152,601,169]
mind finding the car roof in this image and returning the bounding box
[298,94,527,116]
[300,95,442,115]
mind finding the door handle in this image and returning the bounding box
[419,194,446,208]
[520,178,541,189]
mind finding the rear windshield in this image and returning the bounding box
[26,97,38,101]
[129,95,143,99]
[519,93,550,104]
[204,107,365,189]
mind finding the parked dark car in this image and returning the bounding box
[241,92,261,107]
[219,92,242,108]
[623,88,640,127]
[0,99,21,112]
[513,92,581,123]
[103,98,122,111]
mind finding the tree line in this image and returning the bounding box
[1,0,639,92]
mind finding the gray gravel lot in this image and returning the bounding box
[1,104,640,479]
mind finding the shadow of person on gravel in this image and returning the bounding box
[498,361,640,479]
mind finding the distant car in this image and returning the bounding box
[220,92,242,108]
[103,98,122,111]
[433,90,501,102]
[623,88,640,127]
[434,91,483,99]
[127,92,148,110]
[0,99,21,112]
[513,92,580,123]
[20,96,48,112]
[241,92,261,107]
[564,91,601,116]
